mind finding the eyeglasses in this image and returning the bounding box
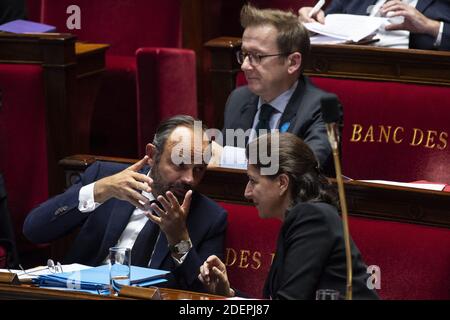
[236,50,292,65]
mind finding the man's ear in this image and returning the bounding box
[145,143,156,167]
[278,173,290,196]
[287,52,302,74]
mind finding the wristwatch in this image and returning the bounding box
[168,239,192,255]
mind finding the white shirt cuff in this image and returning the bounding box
[172,251,189,266]
[434,22,444,47]
[78,182,102,212]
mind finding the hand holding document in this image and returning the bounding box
[308,0,325,18]
[304,14,391,44]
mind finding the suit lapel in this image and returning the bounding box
[279,77,307,131]
[95,201,135,264]
[237,96,258,131]
[416,0,433,12]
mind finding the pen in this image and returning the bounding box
[308,0,326,18]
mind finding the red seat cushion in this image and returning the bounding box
[220,201,450,299]
[40,0,182,55]
[219,202,281,298]
[136,48,197,156]
[0,64,48,256]
[311,77,450,183]
[349,216,450,300]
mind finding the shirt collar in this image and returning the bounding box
[257,80,298,114]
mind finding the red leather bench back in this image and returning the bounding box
[40,0,182,55]
[311,77,450,183]
[220,201,450,299]
[0,64,49,256]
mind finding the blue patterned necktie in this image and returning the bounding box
[255,104,275,137]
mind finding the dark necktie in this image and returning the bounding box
[255,104,275,137]
[131,202,161,267]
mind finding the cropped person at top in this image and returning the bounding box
[199,133,379,300]
[23,115,227,292]
[298,0,450,50]
[221,4,342,177]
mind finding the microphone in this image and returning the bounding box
[320,95,353,300]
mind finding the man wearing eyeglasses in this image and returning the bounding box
[222,4,341,176]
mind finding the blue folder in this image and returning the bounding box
[36,265,169,291]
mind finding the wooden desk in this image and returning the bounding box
[0,33,108,195]
[204,37,450,129]
[0,283,222,300]
[60,154,450,229]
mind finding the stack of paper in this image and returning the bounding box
[35,265,169,291]
[304,14,389,44]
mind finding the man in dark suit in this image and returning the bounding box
[0,0,26,24]
[222,4,340,175]
[299,0,450,50]
[23,115,227,292]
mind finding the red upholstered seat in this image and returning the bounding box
[40,0,196,157]
[220,202,450,299]
[0,64,49,261]
[310,77,450,184]
[349,217,450,300]
[219,202,281,299]
[136,48,197,156]
[237,72,450,183]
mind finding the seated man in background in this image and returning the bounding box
[222,4,341,176]
[298,0,450,50]
[23,115,227,292]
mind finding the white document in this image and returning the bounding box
[220,146,247,170]
[360,180,446,192]
[0,263,92,281]
[304,14,390,43]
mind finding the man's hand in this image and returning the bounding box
[298,7,325,24]
[382,0,440,38]
[93,156,153,209]
[207,140,223,167]
[199,255,234,297]
[145,190,192,246]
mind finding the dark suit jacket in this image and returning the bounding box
[326,0,450,50]
[23,161,227,291]
[263,202,379,300]
[223,76,342,176]
[0,0,26,24]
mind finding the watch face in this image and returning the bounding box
[174,240,192,254]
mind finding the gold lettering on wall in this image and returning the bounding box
[225,248,237,267]
[239,250,250,269]
[393,127,404,144]
[378,125,392,143]
[252,251,262,270]
[410,128,424,146]
[225,248,275,270]
[351,124,363,142]
[438,132,448,150]
[425,130,438,149]
[348,124,447,150]
[363,125,375,142]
